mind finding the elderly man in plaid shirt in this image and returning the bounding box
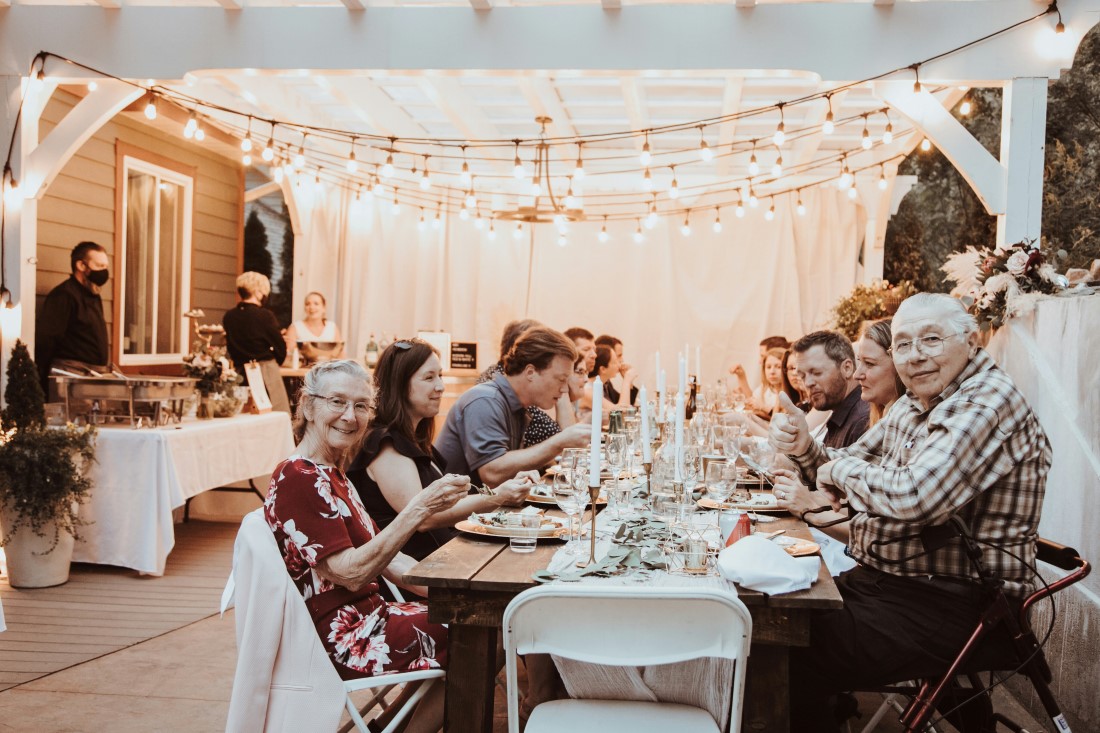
[770,292,1051,733]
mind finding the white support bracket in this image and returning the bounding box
[874,81,1006,215]
[23,80,144,199]
[997,78,1048,248]
[245,179,282,203]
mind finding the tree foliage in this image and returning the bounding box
[1,340,45,432]
[243,208,273,277]
[884,23,1100,287]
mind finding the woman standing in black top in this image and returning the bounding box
[222,271,291,413]
[346,339,531,562]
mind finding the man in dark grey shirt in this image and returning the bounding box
[435,327,590,488]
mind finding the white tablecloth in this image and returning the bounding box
[73,412,295,575]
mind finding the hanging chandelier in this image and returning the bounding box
[494,117,585,224]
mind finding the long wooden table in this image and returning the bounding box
[407,513,843,733]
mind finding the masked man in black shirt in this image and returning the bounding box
[36,241,111,396]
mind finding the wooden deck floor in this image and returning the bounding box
[0,520,237,693]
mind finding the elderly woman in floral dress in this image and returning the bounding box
[264,359,468,733]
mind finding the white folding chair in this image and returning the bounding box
[503,584,752,733]
[224,509,444,733]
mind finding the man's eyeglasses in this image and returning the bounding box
[309,393,372,416]
[890,333,960,360]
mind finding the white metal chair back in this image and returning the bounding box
[225,509,443,733]
[503,584,752,733]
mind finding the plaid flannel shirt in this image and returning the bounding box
[792,350,1050,596]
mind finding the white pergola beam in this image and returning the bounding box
[997,77,1048,247]
[342,0,366,9]
[714,77,745,178]
[516,77,577,140]
[1,2,1094,80]
[416,77,512,177]
[876,81,1005,214]
[246,180,282,202]
[24,80,144,199]
[469,0,493,9]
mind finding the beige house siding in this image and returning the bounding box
[36,88,243,371]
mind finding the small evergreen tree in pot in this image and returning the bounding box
[0,340,96,559]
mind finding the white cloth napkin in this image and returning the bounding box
[809,527,857,577]
[717,535,820,595]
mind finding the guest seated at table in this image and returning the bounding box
[435,326,590,488]
[284,291,345,360]
[563,354,588,426]
[783,349,831,438]
[595,334,638,406]
[729,334,790,396]
[264,360,469,733]
[769,294,1051,732]
[564,326,597,374]
[786,330,869,449]
[747,347,786,417]
[580,345,637,417]
[347,339,533,564]
[773,320,903,538]
[223,271,291,413]
[479,319,571,448]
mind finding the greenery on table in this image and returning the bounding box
[830,280,917,342]
[531,518,669,583]
[0,340,96,549]
[884,24,1100,290]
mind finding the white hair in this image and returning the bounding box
[894,293,977,337]
[291,359,373,444]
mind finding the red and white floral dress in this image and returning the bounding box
[264,456,448,680]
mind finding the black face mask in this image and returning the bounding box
[87,268,109,287]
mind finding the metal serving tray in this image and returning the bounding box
[54,375,198,428]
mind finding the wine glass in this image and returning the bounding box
[720,425,744,462]
[553,469,584,554]
[747,438,777,491]
[605,433,629,519]
[679,444,702,516]
[704,461,731,507]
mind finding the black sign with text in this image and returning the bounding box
[450,341,478,370]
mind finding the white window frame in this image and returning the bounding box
[118,156,194,366]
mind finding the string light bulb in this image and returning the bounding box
[295,136,307,170]
[345,143,358,173]
[645,196,659,229]
[861,116,872,150]
[912,64,923,94]
[598,216,610,243]
[459,205,470,221]
[773,104,786,147]
[143,96,157,120]
[712,208,722,234]
[796,193,806,216]
[959,97,972,116]
[680,211,692,237]
[765,201,776,221]
[771,152,783,178]
[573,143,586,180]
[273,165,284,184]
[372,178,384,198]
[748,144,760,176]
[847,186,858,200]
[748,187,759,208]
[242,152,252,166]
[3,166,21,210]
[633,220,644,244]
[878,167,889,191]
[262,135,275,163]
[513,223,524,240]
[668,167,679,200]
[87,80,98,92]
[640,132,652,167]
[883,114,894,145]
[418,208,427,232]
[459,147,472,187]
[513,142,525,180]
[392,196,401,215]
[642,167,653,192]
[530,180,541,197]
[920,138,932,152]
[382,150,395,178]
[565,180,577,210]
[698,126,713,163]
[420,156,431,191]
[241,118,254,152]
[183,113,198,139]
[474,210,485,230]
[557,233,568,247]
[823,95,835,135]
[839,159,853,190]
[432,209,441,230]
[735,199,745,219]
[488,220,497,240]
[465,189,477,210]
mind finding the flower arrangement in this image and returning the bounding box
[830,280,918,341]
[182,340,242,396]
[941,239,1069,329]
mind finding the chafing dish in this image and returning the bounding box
[53,375,198,428]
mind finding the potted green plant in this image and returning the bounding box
[830,280,918,342]
[0,340,96,588]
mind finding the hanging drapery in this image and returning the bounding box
[292,184,863,384]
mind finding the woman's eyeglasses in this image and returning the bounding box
[309,393,372,417]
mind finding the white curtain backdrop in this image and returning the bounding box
[292,183,865,387]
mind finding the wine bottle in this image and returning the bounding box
[364,333,379,368]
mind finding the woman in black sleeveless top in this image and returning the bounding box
[346,339,531,562]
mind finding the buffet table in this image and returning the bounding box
[73,412,294,575]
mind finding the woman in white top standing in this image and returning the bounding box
[285,291,345,358]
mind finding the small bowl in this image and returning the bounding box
[298,341,344,362]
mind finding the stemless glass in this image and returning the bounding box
[704,461,729,505]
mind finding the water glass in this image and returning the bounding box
[509,514,540,553]
[553,470,583,553]
[606,433,628,518]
